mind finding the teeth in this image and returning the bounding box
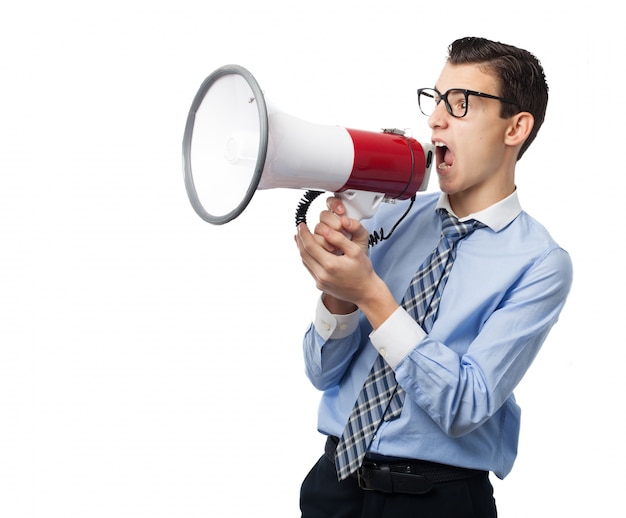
[438,163,450,170]
[434,141,446,147]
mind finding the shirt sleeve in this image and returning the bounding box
[393,247,573,438]
[303,296,362,391]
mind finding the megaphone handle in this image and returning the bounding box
[335,190,385,221]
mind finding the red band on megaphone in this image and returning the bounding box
[339,129,428,200]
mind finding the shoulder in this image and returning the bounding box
[507,211,569,254]
[497,211,573,284]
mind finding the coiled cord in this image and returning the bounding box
[295,190,324,227]
[368,195,415,248]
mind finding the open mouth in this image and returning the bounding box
[435,141,453,170]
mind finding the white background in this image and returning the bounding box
[1,1,623,516]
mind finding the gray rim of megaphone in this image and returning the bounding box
[182,64,269,225]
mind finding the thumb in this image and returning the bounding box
[341,216,370,251]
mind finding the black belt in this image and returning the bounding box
[324,435,486,495]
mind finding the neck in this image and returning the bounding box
[448,186,514,218]
[448,167,516,218]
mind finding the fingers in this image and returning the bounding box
[295,194,367,262]
[296,221,343,260]
[326,196,346,216]
[317,221,353,253]
[296,223,347,296]
[320,198,358,239]
[295,223,330,291]
[322,208,370,254]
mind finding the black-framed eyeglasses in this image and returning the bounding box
[417,87,521,118]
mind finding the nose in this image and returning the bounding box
[428,99,448,129]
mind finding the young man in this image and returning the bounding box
[295,37,573,517]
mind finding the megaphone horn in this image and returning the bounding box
[182,64,434,225]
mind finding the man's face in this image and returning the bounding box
[429,63,515,208]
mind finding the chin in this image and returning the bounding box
[437,177,456,194]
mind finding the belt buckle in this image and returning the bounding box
[358,462,435,495]
[357,463,393,493]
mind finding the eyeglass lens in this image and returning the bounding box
[419,89,467,118]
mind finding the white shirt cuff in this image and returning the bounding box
[313,296,360,341]
[369,307,426,368]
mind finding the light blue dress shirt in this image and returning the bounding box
[302,190,573,479]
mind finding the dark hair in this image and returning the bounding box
[447,37,548,160]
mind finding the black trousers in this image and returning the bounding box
[300,453,498,518]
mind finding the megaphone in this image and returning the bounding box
[182,64,434,225]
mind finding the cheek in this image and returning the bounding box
[461,127,501,163]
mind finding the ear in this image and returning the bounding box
[504,112,534,147]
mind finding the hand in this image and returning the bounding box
[295,197,399,327]
[318,196,370,256]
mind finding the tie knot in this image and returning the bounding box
[439,209,482,241]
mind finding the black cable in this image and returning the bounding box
[368,195,415,248]
[295,190,324,226]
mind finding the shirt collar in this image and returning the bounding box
[435,190,522,232]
